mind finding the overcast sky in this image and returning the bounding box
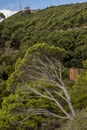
[0,0,87,18]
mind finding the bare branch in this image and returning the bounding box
[19,108,69,125]
[54,90,67,101]
[26,85,72,119]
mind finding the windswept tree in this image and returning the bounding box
[15,43,75,120]
[0,43,75,129]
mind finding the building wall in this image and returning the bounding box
[69,68,79,81]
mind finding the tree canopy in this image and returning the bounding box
[0,12,5,20]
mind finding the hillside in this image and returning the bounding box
[0,2,87,130]
[0,2,87,68]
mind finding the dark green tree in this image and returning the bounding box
[0,12,5,20]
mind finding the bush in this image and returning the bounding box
[59,108,87,130]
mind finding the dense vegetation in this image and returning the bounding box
[0,2,87,129]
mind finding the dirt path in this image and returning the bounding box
[56,25,87,32]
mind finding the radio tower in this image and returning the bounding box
[20,2,22,11]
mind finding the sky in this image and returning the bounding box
[0,0,87,18]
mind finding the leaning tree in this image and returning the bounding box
[15,43,75,120]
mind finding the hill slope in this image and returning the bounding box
[0,2,87,81]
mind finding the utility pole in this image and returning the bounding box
[20,1,22,11]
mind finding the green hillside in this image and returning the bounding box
[0,2,87,130]
[0,2,87,71]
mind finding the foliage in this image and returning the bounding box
[60,108,87,130]
[72,61,87,109]
[0,43,69,129]
[0,12,5,20]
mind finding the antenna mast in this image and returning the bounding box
[20,2,22,11]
